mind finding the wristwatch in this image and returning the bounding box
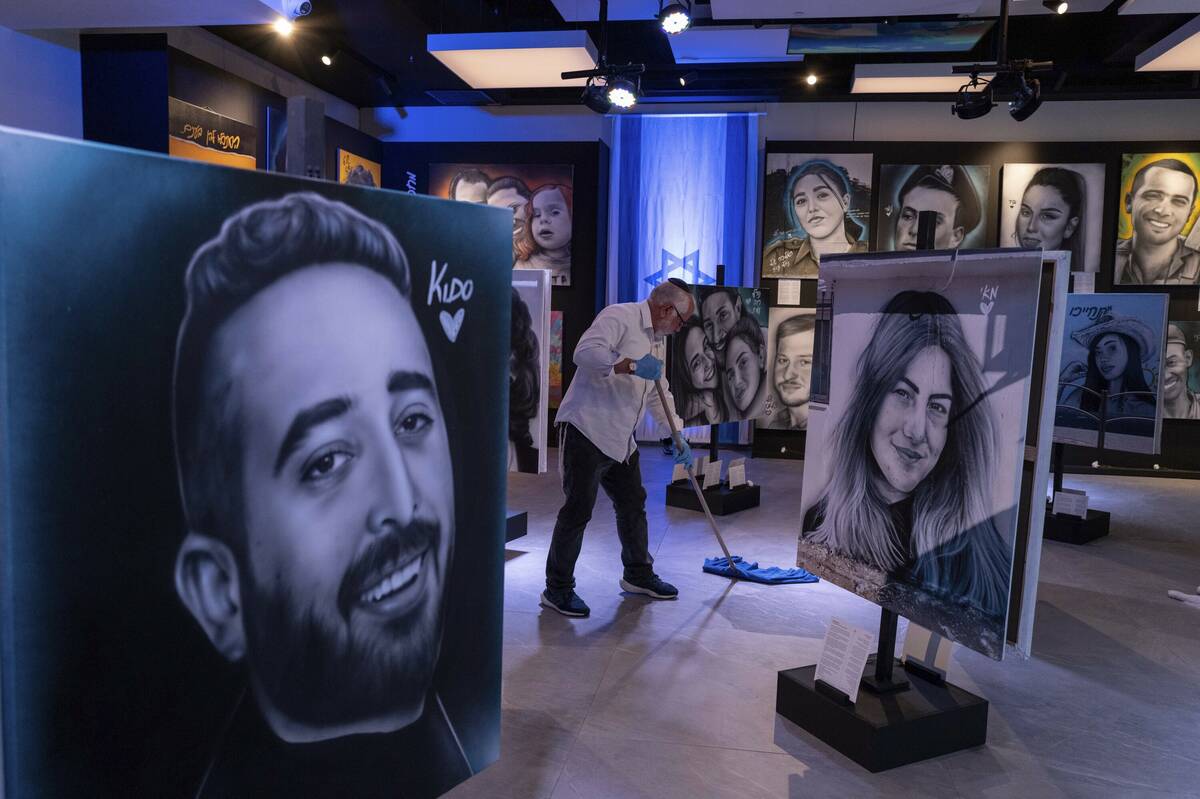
[623,359,637,375]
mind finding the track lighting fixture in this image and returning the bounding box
[272,17,294,36]
[1042,0,1068,13]
[1008,72,1043,120]
[659,2,691,35]
[679,71,699,87]
[951,75,994,119]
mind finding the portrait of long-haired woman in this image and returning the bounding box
[801,290,1009,619]
[671,318,725,427]
[509,287,541,472]
[1001,162,1105,272]
[760,153,872,280]
[1057,312,1157,436]
[1012,167,1085,267]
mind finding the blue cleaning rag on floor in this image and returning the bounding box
[702,556,819,585]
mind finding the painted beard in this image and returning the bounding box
[242,518,446,731]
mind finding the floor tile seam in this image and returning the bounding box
[547,644,624,798]
[570,726,803,759]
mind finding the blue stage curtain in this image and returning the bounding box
[609,113,758,441]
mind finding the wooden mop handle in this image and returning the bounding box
[653,379,738,567]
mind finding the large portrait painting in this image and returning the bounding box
[876,163,991,251]
[1165,321,1200,420]
[430,162,575,286]
[510,269,551,473]
[1114,152,1200,285]
[669,286,769,426]
[760,153,873,279]
[1000,163,1106,273]
[1054,294,1168,452]
[757,306,817,431]
[0,128,509,798]
[798,251,1045,659]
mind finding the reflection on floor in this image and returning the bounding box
[446,447,1200,799]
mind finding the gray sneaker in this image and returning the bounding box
[541,588,590,617]
[619,574,678,600]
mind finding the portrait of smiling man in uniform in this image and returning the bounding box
[1115,156,1200,285]
[171,191,469,794]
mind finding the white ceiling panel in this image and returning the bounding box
[710,0,981,19]
[0,0,287,30]
[1136,14,1200,69]
[427,30,598,89]
[1120,0,1200,14]
[668,25,805,63]
[852,62,995,93]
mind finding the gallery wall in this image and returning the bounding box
[382,140,608,443]
[0,26,82,139]
[757,138,1200,476]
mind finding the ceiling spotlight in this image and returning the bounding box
[272,17,294,36]
[951,77,994,119]
[582,83,612,114]
[679,71,699,87]
[1009,73,1043,121]
[320,53,333,66]
[607,76,639,108]
[659,2,691,35]
[1042,0,1068,12]
[805,73,818,86]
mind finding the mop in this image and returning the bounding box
[654,380,818,586]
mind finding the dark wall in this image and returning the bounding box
[169,48,285,170]
[757,139,1200,475]
[81,34,169,153]
[380,140,608,441]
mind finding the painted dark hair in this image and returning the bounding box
[785,159,864,242]
[509,287,540,448]
[808,290,1007,616]
[1023,167,1086,266]
[671,318,726,423]
[448,168,490,199]
[173,192,411,550]
[1082,332,1153,415]
[1129,157,1197,202]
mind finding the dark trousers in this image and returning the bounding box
[545,424,654,591]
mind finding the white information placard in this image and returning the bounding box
[703,457,723,487]
[671,462,688,483]
[693,455,709,482]
[1072,272,1095,294]
[901,623,954,680]
[727,457,747,488]
[777,279,803,306]
[814,617,874,704]
[1052,488,1088,519]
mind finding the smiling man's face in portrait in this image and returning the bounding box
[178,260,454,744]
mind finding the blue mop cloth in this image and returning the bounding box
[702,556,819,585]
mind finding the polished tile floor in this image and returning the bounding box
[448,448,1200,799]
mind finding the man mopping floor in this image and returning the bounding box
[541,279,695,618]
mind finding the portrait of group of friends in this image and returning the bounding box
[669,286,770,427]
[760,150,1200,286]
[431,162,575,286]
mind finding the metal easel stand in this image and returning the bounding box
[1045,386,1112,545]
[663,262,761,516]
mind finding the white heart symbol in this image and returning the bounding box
[979,300,994,315]
[440,308,465,342]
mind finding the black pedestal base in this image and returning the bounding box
[776,659,988,772]
[505,511,528,543]
[1043,507,1110,545]
[665,480,760,516]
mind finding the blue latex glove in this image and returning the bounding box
[671,438,693,468]
[633,353,663,380]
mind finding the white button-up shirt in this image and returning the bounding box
[555,300,684,463]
